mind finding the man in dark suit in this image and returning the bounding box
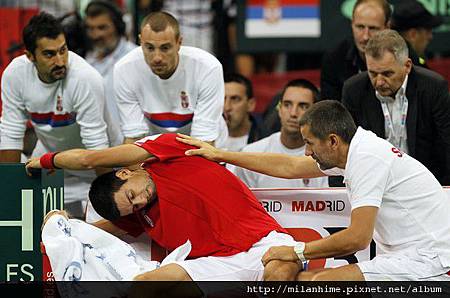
[321,0,422,102]
[342,29,450,185]
[320,0,391,102]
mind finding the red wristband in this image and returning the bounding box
[40,152,60,169]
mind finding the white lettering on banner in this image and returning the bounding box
[42,187,64,217]
[0,190,33,251]
[6,263,34,281]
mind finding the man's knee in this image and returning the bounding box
[263,260,300,281]
[298,265,364,281]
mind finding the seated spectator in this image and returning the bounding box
[391,0,443,68]
[232,79,328,188]
[342,29,450,185]
[84,0,137,146]
[223,73,265,151]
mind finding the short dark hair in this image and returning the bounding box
[85,0,126,36]
[23,12,65,55]
[224,73,254,99]
[299,100,357,144]
[280,79,320,103]
[353,0,392,25]
[140,11,180,39]
[88,170,125,221]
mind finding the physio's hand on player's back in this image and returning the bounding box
[176,133,223,162]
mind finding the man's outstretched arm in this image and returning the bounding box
[176,134,325,179]
[26,144,153,172]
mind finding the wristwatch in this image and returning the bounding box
[293,241,307,262]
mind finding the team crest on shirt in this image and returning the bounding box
[180,91,189,108]
[56,95,63,112]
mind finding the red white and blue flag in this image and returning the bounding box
[245,0,321,38]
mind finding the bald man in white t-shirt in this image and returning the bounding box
[178,100,450,281]
[114,11,227,147]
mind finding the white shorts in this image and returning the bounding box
[357,250,450,281]
[173,231,297,281]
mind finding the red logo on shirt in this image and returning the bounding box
[56,95,63,112]
[180,91,189,108]
[391,147,403,157]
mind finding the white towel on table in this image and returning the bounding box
[41,214,191,281]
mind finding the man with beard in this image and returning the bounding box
[84,0,136,146]
[0,12,110,218]
[178,100,450,281]
[231,79,328,188]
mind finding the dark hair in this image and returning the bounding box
[140,11,180,39]
[280,78,320,103]
[23,12,65,55]
[224,73,254,99]
[299,100,357,144]
[88,170,125,221]
[353,0,392,25]
[85,0,126,36]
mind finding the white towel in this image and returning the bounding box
[41,214,191,281]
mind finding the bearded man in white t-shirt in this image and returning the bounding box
[0,12,110,218]
[114,11,227,147]
[177,100,450,281]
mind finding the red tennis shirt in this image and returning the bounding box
[114,133,286,258]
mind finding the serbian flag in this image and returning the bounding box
[245,0,321,38]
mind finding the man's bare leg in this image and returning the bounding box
[297,264,365,281]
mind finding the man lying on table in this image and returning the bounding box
[27,133,301,281]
